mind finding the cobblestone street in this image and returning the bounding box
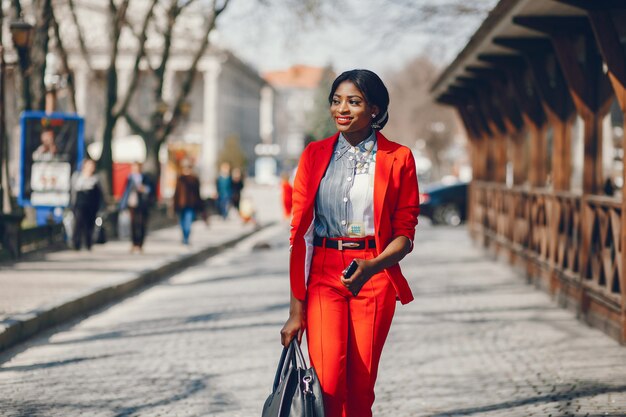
[2,223,626,416]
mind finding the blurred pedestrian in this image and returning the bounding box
[119,161,155,253]
[70,158,103,250]
[231,167,244,213]
[280,69,420,417]
[216,162,232,219]
[280,171,293,219]
[173,159,201,245]
[238,196,257,226]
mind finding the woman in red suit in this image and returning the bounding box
[280,69,420,416]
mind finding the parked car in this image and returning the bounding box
[419,181,469,226]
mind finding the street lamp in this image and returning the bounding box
[10,17,34,111]
[44,51,63,112]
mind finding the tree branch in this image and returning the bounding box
[124,112,149,137]
[113,0,159,118]
[160,0,230,141]
[12,0,22,16]
[179,0,199,11]
[154,0,184,98]
[115,0,130,32]
[67,0,93,73]
[50,5,77,112]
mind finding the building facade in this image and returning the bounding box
[263,65,327,168]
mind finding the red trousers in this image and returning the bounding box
[306,243,396,417]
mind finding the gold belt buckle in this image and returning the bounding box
[338,240,359,250]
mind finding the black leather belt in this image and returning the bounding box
[313,236,376,250]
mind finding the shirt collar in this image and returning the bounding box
[334,130,377,160]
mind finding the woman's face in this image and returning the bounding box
[330,81,378,139]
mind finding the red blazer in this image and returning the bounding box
[289,131,420,304]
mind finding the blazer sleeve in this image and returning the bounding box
[391,149,420,250]
[289,144,313,246]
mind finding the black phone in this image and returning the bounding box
[342,260,358,278]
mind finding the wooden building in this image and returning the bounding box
[432,0,626,343]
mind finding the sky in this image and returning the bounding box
[214,0,498,77]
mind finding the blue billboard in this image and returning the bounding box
[18,111,85,210]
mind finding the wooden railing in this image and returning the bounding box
[471,181,623,310]
[580,196,622,304]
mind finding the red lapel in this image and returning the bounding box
[305,132,339,207]
[373,131,396,236]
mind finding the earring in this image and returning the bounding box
[371,114,376,118]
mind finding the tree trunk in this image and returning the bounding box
[30,0,52,111]
[98,107,115,199]
[144,133,161,192]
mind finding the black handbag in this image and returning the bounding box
[262,338,325,417]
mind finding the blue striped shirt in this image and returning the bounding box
[314,131,377,238]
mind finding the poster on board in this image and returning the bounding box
[18,111,84,208]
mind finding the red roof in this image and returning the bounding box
[263,65,326,89]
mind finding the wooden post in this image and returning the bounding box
[511,17,614,194]
[546,112,574,191]
[510,129,527,186]
[512,15,616,325]
[585,7,626,341]
[466,67,526,186]
[527,119,548,188]
[493,36,576,190]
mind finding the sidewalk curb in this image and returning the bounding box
[0,222,274,353]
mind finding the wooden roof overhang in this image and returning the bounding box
[432,0,589,129]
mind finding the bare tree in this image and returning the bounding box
[120,0,230,181]
[384,55,459,177]
[305,65,336,141]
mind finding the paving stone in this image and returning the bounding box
[1,224,626,416]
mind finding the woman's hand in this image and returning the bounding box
[280,293,305,346]
[340,258,378,295]
[341,236,412,296]
[280,312,304,347]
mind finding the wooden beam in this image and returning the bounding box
[440,94,481,141]
[550,116,574,191]
[449,86,494,138]
[494,37,575,122]
[494,37,552,55]
[478,54,546,128]
[456,76,508,135]
[528,122,548,187]
[587,9,626,111]
[460,79,509,183]
[441,90,494,181]
[455,104,487,181]
[477,54,549,186]
[513,16,589,35]
[555,0,626,11]
[549,28,612,194]
[466,66,525,132]
[512,16,613,115]
[510,129,527,186]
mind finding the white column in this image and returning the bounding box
[74,66,90,116]
[200,60,221,198]
[163,68,176,103]
[260,85,274,144]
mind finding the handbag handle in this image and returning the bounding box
[291,337,308,369]
[272,338,308,392]
[271,344,289,392]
